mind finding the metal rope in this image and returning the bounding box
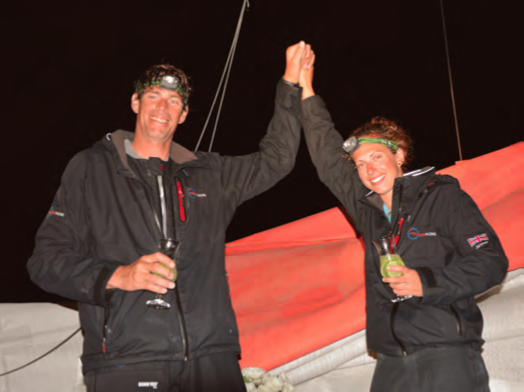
[440,0,463,161]
[0,327,82,377]
[194,0,250,152]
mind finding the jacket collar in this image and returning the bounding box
[360,166,436,215]
[103,130,211,175]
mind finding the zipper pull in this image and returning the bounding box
[176,180,186,222]
[102,338,107,360]
[394,217,405,247]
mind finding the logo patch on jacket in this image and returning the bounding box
[46,206,65,219]
[407,227,437,240]
[138,381,159,389]
[467,233,489,249]
[187,187,207,199]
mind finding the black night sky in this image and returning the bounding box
[7,1,520,303]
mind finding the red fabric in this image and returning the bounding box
[226,142,524,370]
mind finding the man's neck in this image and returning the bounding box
[131,138,171,160]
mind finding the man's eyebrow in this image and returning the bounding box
[167,93,183,100]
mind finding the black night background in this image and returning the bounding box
[7,1,520,304]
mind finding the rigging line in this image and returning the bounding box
[193,36,236,152]
[0,327,82,377]
[208,7,245,152]
[194,0,250,152]
[440,0,463,161]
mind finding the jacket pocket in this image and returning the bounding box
[449,303,463,336]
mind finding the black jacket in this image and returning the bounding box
[28,81,302,372]
[301,95,508,356]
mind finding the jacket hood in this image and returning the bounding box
[100,130,201,174]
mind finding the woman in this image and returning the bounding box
[298,54,508,391]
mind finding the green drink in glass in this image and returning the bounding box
[153,261,177,282]
[379,254,405,278]
[373,234,412,302]
[146,238,180,310]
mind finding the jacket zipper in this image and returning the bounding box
[387,179,439,356]
[135,172,190,361]
[390,183,407,355]
[174,286,189,361]
[173,175,189,360]
[389,217,407,356]
[102,308,109,360]
[390,303,407,356]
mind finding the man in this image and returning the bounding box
[28,42,312,391]
[297,50,507,391]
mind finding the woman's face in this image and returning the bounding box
[352,141,405,205]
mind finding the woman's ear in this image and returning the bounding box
[396,147,405,167]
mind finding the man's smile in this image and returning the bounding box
[150,115,169,124]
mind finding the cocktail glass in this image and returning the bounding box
[373,234,412,303]
[146,238,180,310]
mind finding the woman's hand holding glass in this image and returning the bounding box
[382,264,423,298]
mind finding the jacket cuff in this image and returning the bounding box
[280,78,300,88]
[277,78,302,114]
[301,95,326,114]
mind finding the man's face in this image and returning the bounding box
[131,86,188,144]
[353,141,404,201]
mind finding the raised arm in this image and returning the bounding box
[217,42,309,209]
[298,51,366,220]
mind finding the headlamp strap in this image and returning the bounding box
[342,136,399,154]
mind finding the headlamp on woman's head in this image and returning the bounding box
[343,136,399,154]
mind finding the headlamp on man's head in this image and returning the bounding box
[158,75,180,91]
[136,75,188,105]
[342,136,399,154]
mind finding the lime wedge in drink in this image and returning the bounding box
[380,254,405,278]
[153,261,177,282]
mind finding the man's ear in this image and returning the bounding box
[131,93,140,114]
[178,106,189,124]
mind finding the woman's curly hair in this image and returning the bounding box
[134,64,192,108]
[345,117,414,171]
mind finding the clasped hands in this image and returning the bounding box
[283,41,315,99]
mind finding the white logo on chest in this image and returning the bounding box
[138,381,159,389]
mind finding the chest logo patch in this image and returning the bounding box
[407,227,437,240]
[187,187,207,199]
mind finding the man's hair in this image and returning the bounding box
[346,117,414,170]
[134,64,192,107]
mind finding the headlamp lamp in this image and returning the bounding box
[342,136,399,154]
[158,75,179,91]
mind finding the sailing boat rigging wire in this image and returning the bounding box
[194,0,250,152]
[440,0,463,161]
